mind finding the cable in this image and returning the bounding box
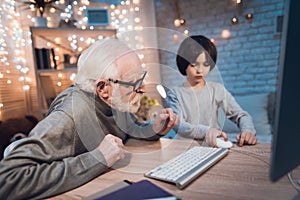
[232,147,300,193]
[230,148,270,166]
[288,172,300,193]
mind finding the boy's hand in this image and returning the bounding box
[236,131,257,146]
[205,128,228,147]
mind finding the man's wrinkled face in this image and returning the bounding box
[102,52,146,113]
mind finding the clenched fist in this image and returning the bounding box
[97,134,125,167]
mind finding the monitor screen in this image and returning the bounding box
[86,8,109,26]
[270,0,300,182]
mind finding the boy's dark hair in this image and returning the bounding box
[176,35,217,76]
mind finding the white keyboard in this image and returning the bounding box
[144,146,228,189]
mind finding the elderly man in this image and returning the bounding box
[0,38,178,199]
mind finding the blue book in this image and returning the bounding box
[86,180,179,200]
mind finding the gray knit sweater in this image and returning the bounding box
[168,81,256,139]
[0,84,159,199]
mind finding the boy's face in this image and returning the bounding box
[186,52,211,86]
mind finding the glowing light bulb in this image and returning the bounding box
[173,34,179,42]
[23,85,30,91]
[138,54,144,59]
[50,7,56,13]
[134,17,140,23]
[210,38,216,45]
[174,18,185,27]
[231,16,238,24]
[70,56,77,64]
[18,76,25,81]
[221,29,231,39]
[70,73,76,81]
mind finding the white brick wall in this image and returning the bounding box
[155,0,284,96]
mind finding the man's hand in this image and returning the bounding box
[236,131,257,146]
[153,108,179,136]
[205,128,228,147]
[97,134,125,167]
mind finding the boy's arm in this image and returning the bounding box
[222,89,257,145]
[222,89,256,134]
[167,89,209,139]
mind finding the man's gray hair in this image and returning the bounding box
[75,38,133,93]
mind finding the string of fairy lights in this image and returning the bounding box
[0,0,31,116]
[0,1,29,87]
[34,0,144,67]
[0,0,144,116]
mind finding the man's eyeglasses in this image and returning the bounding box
[108,71,147,92]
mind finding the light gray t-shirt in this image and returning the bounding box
[167,81,256,139]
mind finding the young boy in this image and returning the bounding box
[168,35,257,147]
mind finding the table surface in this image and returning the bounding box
[49,138,300,200]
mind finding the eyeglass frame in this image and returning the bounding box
[107,71,147,92]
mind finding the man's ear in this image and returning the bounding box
[96,80,109,100]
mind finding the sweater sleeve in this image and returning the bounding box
[222,89,256,134]
[0,111,108,200]
[167,89,209,139]
[113,111,161,141]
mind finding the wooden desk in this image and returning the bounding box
[50,138,300,200]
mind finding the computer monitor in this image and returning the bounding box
[270,0,300,182]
